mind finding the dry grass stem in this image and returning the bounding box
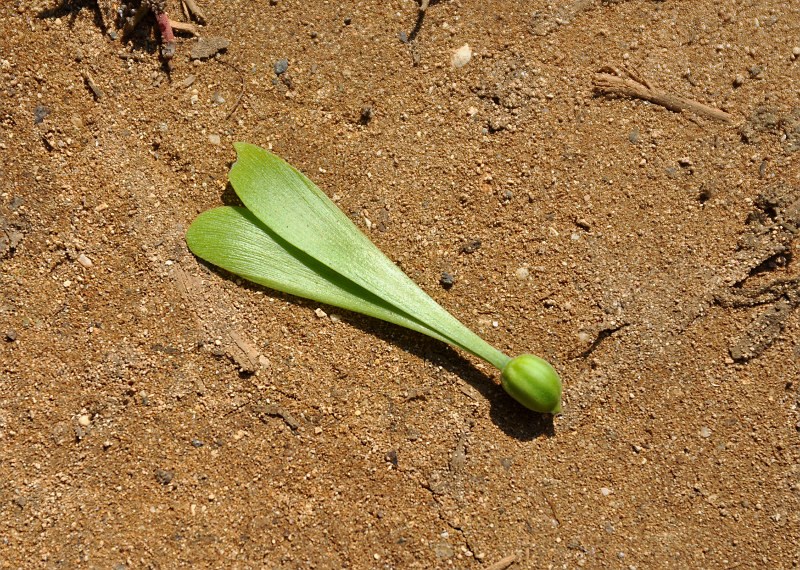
[594,69,732,123]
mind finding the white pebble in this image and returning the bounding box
[77,414,90,427]
[452,43,472,68]
[600,487,613,496]
[314,308,327,319]
[77,253,93,268]
[515,267,530,280]
[208,134,221,145]
[793,46,800,58]
[699,426,712,438]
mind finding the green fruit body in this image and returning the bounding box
[501,354,563,414]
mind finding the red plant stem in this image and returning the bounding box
[155,11,175,44]
[154,10,176,61]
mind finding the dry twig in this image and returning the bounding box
[169,19,198,35]
[485,554,517,570]
[217,60,245,121]
[594,68,732,123]
[182,0,207,23]
[82,70,103,99]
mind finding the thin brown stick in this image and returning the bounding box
[594,71,732,123]
[169,19,198,35]
[485,554,517,570]
[182,0,207,24]
[82,70,103,99]
[218,61,245,121]
[180,0,191,21]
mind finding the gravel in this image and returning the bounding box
[274,59,289,75]
[440,271,454,289]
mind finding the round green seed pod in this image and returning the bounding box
[501,354,562,414]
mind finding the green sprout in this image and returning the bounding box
[186,143,562,414]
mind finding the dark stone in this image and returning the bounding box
[440,272,454,290]
[33,104,51,125]
[154,469,174,485]
[460,238,482,254]
[359,104,373,124]
[274,59,289,75]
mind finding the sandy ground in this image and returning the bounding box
[2,0,800,568]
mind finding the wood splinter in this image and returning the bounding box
[485,554,518,570]
[593,67,733,123]
[169,19,198,35]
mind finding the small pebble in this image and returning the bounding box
[434,542,454,559]
[628,128,640,144]
[359,104,373,124]
[208,134,221,145]
[793,47,800,59]
[5,330,18,342]
[601,487,613,496]
[191,439,204,447]
[452,43,472,68]
[154,469,173,485]
[460,238,482,254]
[77,415,90,427]
[211,92,225,104]
[77,253,93,268]
[274,58,289,75]
[515,267,530,280]
[440,271,454,290]
[488,116,508,132]
[314,308,328,319]
[182,75,196,88]
[33,104,51,125]
[699,426,712,438]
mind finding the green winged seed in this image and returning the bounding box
[229,143,508,369]
[186,143,563,414]
[187,206,456,346]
